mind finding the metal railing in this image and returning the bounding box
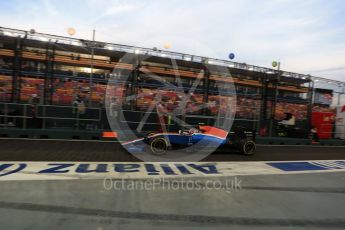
[0,102,102,130]
[2,26,345,87]
[1,100,319,138]
[112,107,260,133]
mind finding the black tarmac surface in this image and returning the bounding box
[1,172,345,229]
[1,138,345,230]
[0,139,344,162]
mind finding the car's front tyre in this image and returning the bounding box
[150,137,168,155]
[239,139,256,155]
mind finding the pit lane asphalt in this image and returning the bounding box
[0,139,344,162]
[1,139,345,229]
[1,172,345,229]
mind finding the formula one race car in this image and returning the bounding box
[143,125,256,156]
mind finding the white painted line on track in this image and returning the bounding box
[257,144,345,148]
[1,138,345,147]
[0,137,119,143]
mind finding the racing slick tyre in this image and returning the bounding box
[239,139,256,155]
[150,137,168,155]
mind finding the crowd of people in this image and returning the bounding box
[0,75,337,126]
[133,87,236,116]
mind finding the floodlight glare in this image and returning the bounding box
[105,45,114,50]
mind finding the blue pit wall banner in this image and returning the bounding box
[0,160,345,181]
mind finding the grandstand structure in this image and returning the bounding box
[0,26,343,139]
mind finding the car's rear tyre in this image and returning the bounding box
[239,139,256,155]
[150,137,168,155]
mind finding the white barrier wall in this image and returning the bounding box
[335,105,345,139]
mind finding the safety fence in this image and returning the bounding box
[0,102,103,130]
[0,101,261,133]
[1,101,345,145]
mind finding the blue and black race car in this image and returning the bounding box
[143,125,256,155]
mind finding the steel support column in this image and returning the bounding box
[307,78,314,134]
[203,67,210,114]
[11,36,23,102]
[43,40,55,105]
[130,57,140,110]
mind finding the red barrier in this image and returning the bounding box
[102,131,118,138]
[312,112,335,139]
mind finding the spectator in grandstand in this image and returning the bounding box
[29,93,40,105]
[166,98,174,112]
[29,94,40,128]
[310,126,320,143]
[72,95,86,129]
[156,98,168,132]
[279,112,296,126]
[109,97,119,119]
